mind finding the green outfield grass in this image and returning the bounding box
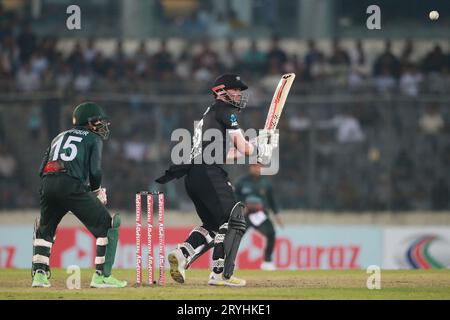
[1,269,450,300]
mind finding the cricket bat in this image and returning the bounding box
[264,73,296,131]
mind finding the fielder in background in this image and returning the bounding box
[235,163,283,271]
[31,102,127,288]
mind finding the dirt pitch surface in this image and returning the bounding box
[1,269,450,300]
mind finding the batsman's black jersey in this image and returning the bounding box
[179,100,241,230]
[191,100,240,166]
[39,126,103,191]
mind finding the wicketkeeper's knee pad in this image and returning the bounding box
[97,214,121,277]
[32,217,53,277]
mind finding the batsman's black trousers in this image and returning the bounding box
[184,164,237,232]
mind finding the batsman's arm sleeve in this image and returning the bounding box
[266,182,280,214]
[89,138,103,191]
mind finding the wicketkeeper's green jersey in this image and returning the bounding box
[39,126,103,191]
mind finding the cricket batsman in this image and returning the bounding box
[31,102,127,288]
[156,74,274,286]
[235,163,283,270]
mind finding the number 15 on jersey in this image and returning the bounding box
[51,135,83,162]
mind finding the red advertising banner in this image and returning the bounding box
[50,226,212,269]
[47,226,365,270]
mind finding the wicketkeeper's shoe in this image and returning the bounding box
[168,247,187,284]
[32,269,51,288]
[260,261,276,271]
[208,272,246,287]
[90,272,127,288]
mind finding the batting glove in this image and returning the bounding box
[250,130,279,165]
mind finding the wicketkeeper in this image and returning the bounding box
[31,102,127,288]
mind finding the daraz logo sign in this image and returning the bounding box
[238,233,361,270]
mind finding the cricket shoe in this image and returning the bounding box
[208,272,246,287]
[90,273,127,288]
[260,261,276,271]
[32,269,51,288]
[168,247,187,284]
